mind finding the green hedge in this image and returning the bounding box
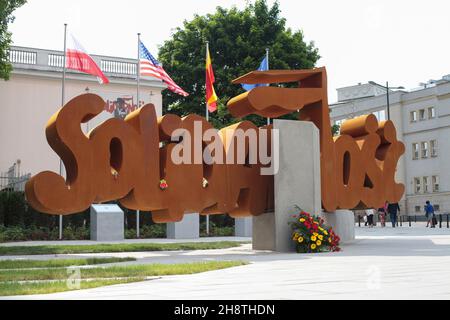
[0,224,169,242]
[0,191,235,242]
[0,225,89,242]
[0,191,90,229]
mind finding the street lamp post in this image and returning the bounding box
[369,81,404,121]
[386,81,391,121]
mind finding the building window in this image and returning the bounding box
[432,176,439,192]
[372,110,386,122]
[433,205,440,212]
[412,143,419,160]
[415,206,421,213]
[414,177,421,194]
[430,140,438,157]
[428,107,436,119]
[423,176,429,193]
[421,141,429,158]
[410,111,417,122]
[419,109,426,121]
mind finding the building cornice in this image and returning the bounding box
[403,119,450,136]
[10,68,167,89]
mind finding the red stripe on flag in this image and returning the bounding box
[66,49,109,84]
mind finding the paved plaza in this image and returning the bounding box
[2,223,450,300]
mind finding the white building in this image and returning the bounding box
[330,76,450,215]
[0,46,165,189]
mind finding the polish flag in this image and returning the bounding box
[66,34,109,84]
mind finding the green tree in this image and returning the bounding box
[332,123,340,136]
[158,0,320,128]
[0,0,26,80]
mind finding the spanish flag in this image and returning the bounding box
[205,45,218,113]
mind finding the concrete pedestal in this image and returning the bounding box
[235,217,252,237]
[253,120,322,252]
[167,213,199,239]
[90,204,124,241]
[319,210,355,243]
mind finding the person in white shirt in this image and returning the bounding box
[365,208,375,228]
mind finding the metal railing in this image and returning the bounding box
[0,174,30,192]
[0,161,31,192]
[357,213,450,228]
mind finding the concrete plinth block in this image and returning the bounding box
[90,204,124,241]
[253,120,322,252]
[167,213,199,239]
[252,212,275,250]
[319,210,355,243]
[235,217,253,237]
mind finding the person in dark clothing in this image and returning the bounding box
[425,200,435,228]
[387,203,400,228]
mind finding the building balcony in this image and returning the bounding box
[7,46,165,87]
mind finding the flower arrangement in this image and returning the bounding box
[289,206,341,253]
[159,179,168,190]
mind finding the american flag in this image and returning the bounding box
[139,41,189,97]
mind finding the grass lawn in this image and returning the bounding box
[0,241,247,256]
[0,278,146,297]
[0,257,135,269]
[0,260,247,296]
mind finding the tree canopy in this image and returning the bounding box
[0,0,27,80]
[158,0,320,128]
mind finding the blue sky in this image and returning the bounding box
[9,0,450,101]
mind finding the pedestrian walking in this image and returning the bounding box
[377,203,387,227]
[365,208,375,228]
[425,200,436,228]
[387,202,400,228]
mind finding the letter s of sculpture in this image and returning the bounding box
[26,94,103,214]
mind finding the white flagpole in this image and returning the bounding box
[266,47,270,126]
[59,23,67,241]
[136,33,141,238]
[137,33,141,107]
[205,41,210,236]
[205,41,210,122]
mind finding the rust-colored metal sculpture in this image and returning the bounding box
[228,67,405,211]
[25,93,272,221]
[26,67,404,219]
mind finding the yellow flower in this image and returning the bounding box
[313,232,318,236]
[316,240,322,246]
[299,218,306,222]
[297,237,304,243]
[311,236,317,242]
[292,233,299,240]
[318,235,323,241]
[323,230,328,236]
[311,244,317,250]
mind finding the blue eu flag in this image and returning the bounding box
[242,56,269,91]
